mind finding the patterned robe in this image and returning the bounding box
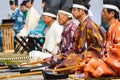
[84,19,120,78]
[59,20,77,54]
[10,8,25,34]
[72,16,106,58]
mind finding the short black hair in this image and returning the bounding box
[9,0,18,6]
[107,8,119,19]
[26,0,34,4]
[77,8,88,15]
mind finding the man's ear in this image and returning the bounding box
[110,11,115,16]
[111,11,115,15]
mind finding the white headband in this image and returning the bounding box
[58,10,73,18]
[73,4,93,17]
[43,12,56,18]
[73,4,88,10]
[103,4,120,12]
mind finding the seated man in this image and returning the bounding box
[17,0,40,37]
[14,0,40,53]
[29,5,63,62]
[72,0,106,58]
[57,1,77,56]
[78,0,120,78]
[20,0,28,21]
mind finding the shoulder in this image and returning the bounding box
[116,22,120,31]
[17,9,24,16]
[52,21,63,31]
[86,18,100,30]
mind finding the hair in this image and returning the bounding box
[52,17,56,20]
[84,10,88,14]
[9,1,18,6]
[68,17,72,20]
[42,0,46,3]
[107,8,119,19]
[26,0,34,4]
[76,0,90,15]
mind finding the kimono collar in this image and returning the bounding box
[65,20,72,27]
[82,15,89,23]
[11,7,19,13]
[9,7,19,16]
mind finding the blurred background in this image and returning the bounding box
[0,0,43,24]
[0,0,103,25]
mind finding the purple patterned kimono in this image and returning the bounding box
[59,20,77,54]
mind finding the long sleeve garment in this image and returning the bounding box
[72,16,106,58]
[83,19,120,78]
[102,19,120,74]
[10,8,25,34]
[43,21,63,54]
[29,21,63,62]
[59,20,77,54]
[18,7,40,36]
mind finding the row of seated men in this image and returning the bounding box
[27,0,120,79]
[1,0,120,78]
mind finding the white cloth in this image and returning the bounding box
[43,21,63,54]
[29,51,52,62]
[29,21,63,62]
[8,8,19,19]
[18,7,40,37]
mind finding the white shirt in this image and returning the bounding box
[29,20,63,62]
[43,20,63,54]
[18,7,40,37]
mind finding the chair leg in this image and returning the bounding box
[14,43,22,53]
[20,48,25,54]
[20,36,34,52]
[14,36,29,53]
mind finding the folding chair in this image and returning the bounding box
[27,35,45,51]
[14,36,30,53]
[14,35,45,54]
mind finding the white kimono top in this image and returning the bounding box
[43,21,63,54]
[29,21,63,62]
[18,7,40,36]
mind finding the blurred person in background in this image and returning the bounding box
[20,0,28,21]
[8,0,25,34]
[17,0,40,37]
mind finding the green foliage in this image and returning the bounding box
[0,60,21,65]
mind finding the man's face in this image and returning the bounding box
[102,8,113,22]
[26,2,32,9]
[20,6,27,12]
[10,4,17,10]
[43,15,51,25]
[58,13,68,25]
[72,8,82,19]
